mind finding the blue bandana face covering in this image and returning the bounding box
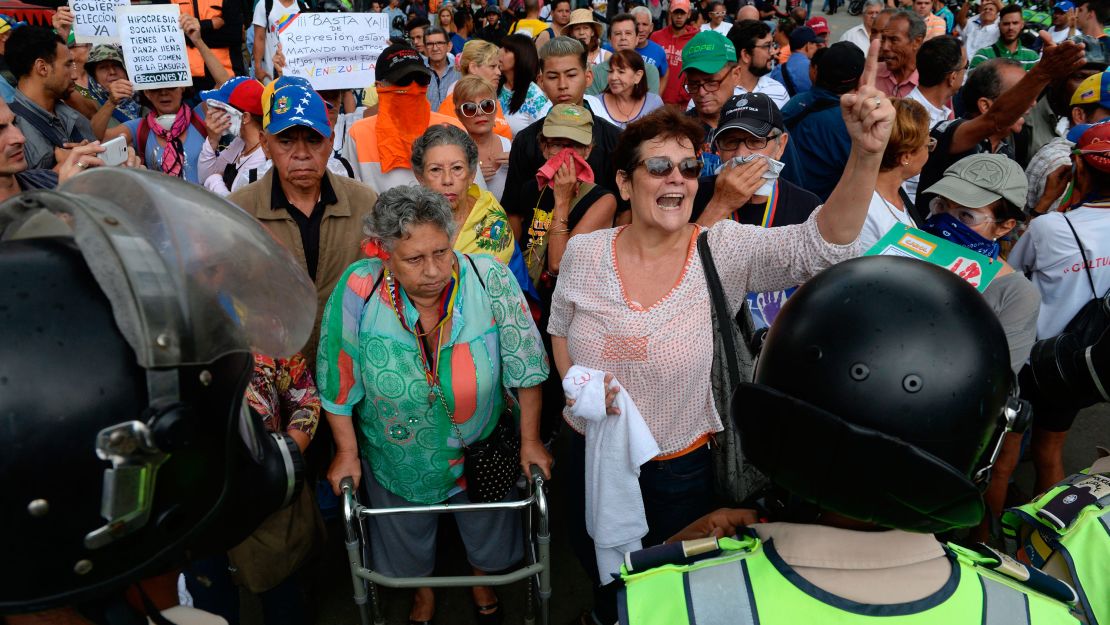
[922,212,1001,260]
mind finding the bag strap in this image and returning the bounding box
[9,100,70,148]
[780,64,798,97]
[697,230,741,388]
[1062,214,1097,299]
[136,117,150,165]
[189,111,208,137]
[464,253,486,289]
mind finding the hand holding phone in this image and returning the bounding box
[100,136,128,167]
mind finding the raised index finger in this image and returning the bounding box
[860,37,881,92]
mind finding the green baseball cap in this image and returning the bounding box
[542,104,593,146]
[922,154,1028,221]
[682,31,737,75]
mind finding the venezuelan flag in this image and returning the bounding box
[274,13,298,34]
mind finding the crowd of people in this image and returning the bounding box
[0,0,1108,622]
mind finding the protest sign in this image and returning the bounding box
[116,4,191,90]
[864,225,1003,292]
[279,13,390,90]
[69,0,130,44]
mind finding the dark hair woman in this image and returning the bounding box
[497,33,552,135]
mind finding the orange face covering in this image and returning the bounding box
[376,84,431,173]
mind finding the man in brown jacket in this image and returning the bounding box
[229,83,378,370]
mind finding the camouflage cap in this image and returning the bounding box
[84,45,125,77]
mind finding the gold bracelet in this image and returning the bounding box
[549,228,571,236]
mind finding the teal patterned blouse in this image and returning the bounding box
[317,252,549,504]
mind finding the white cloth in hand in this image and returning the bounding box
[563,365,660,585]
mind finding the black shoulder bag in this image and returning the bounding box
[446,255,522,503]
[1059,215,1110,347]
[697,231,767,506]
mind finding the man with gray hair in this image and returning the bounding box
[840,0,886,53]
[502,36,623,238]
[877,9,925,97]
[229,83,378,370]
[631,5,670,87]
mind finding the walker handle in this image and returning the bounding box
[340,476,355,493]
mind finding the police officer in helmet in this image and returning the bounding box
[620,256,1083,624]
[0,168,317,622]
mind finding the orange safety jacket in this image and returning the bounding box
[176,0,238,78]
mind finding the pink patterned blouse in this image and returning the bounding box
[547,209,859,454]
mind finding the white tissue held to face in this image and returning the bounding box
[716,153,785,196]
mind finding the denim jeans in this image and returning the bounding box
[560,428,714,623]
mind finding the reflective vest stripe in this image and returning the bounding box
[685,559,757,625]
[982,575,1032,625]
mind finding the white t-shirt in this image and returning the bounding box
[486,134,512,203]
[1049,26,1071,43]
[700,22,732,37]
[1008,207,1110,338]
[733,75,791,110]
[839,23,871,54]
[903,86,952,200]
[860,190,917,251]
[961,17,999,59]
[253,0,302,77]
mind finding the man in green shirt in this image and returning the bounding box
[971,4,1040,69]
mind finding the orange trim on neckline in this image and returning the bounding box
[612,224,700,313]
[654,433,710,461]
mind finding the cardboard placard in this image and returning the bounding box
[69,0,130,44]
[115,4,191,90]
[280,13,390,90]
[864,225,1003,292]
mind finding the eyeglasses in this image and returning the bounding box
[684,76,726,94]
[459,98,497,117]
[949,59,970,73]
[710,10,725,15]
[932,198,1003,227]
[629,156,703,179]
[426,40,449,48]
[716,132,780,151]
[752,42,780,50]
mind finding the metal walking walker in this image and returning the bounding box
[340,466,551,625]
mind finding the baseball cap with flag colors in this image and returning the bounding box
[265,84,332,138]
[1070,71,1110,108]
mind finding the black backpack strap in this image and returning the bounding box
[464,253,488,291]
[698,230,741,388]
[1063,214,1097,299]
[780,64,798,97]
[334,152,355,178]
[9,100,68,148]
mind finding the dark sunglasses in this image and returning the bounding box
[459,98,497,117]
[394,73,432,87]
[630,156,702,179]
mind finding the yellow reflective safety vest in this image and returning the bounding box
[619,533,1082,625]
[1003,468,1110,625]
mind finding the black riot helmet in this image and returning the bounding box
[0,169,317,614]
[733,256,1028,534]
